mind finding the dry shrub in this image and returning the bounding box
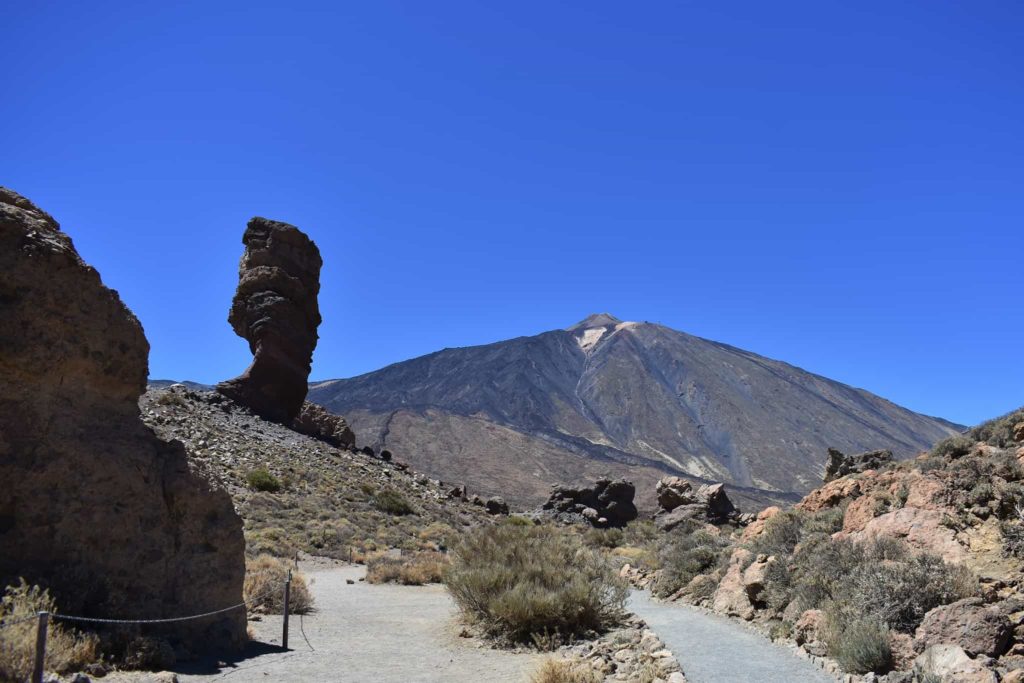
[530,656,602,683]
[243,555,314,615]
[366,551,448,585]
[823,613,893,674]
[445,524,627,646]
[0,580,98,681]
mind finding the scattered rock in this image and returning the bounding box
[0,188,246,652]
[824,447,894,482]
[656,476,693,512]
[216,217,322,424]
[484,497,509,516]
[654,478,742,529]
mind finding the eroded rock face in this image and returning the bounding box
[292,401,355,449]
[217,218,322,423]
[0,188,245,650]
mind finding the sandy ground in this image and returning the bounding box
[175,563,543,683]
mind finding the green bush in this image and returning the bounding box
[374,489,414,515]
[246,467,283,492]
[824,613,893,674]
[652,528,730,598]
[444,524,627,646]
[583,527,624,549]
[931,435,973,459]
[748,510,806,558]
[967,407,1024,448]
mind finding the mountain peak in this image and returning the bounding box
[568,313,623,331]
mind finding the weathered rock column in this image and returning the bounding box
[0,187,246,651]
[216,218,322,423]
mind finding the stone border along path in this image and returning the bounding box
[178,563,544,682]
[627,591,839,683]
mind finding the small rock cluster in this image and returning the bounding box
[291,400,356,448]
[823,447,894,482]
[559,615,687,682]
[539,478,639,528]
[654,477,747,531]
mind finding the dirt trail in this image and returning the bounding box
[178,563,543,683]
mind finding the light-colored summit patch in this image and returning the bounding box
[615,321,640,332]
[577,327,607,352]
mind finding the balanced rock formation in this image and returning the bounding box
[217,218,322,423]
[823,446,894,482]
[541,478,638,528]
[292,401,356,449]
[0,188,245,650]
[655,477,743,531]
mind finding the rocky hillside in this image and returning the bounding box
[309,313,961,509]
[141,384,496,561]
[624,406,1024,682]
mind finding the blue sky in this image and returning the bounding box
[5,1,1022,425]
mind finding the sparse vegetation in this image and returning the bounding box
[243,554,314,614]
[0,580,99,681]
[651,524,730,599]
[373,489,414,515]
[824,614,892,674]
[246,467,283,493]
[366,551,448,585]
[530,656,602,683]
[445,524,627,646]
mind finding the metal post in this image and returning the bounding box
[282,571,291,650]
[32,611,48,683]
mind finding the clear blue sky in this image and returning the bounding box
[5,1,1022,426]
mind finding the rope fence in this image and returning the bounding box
[1,571,294,683]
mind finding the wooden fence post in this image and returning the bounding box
[282,571,291,650]
[32,611,48,683]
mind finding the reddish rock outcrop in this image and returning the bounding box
[0,188,245,650]
[217,218,322,423]
[914,598,1012,658]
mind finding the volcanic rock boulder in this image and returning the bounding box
[0,188,245,651]
[541,477,638,528]
[654,477,742,530]
[823,447,894,482]
[292,401,356,449]
[217,218,322,423]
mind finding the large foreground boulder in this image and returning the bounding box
[0,188,245,650]
[541,478,638,527]
[217,218,322,423]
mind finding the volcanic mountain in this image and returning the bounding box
[308,314,961,509]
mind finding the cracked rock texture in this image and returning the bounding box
[217,218,322,423]
[0,187,245,651]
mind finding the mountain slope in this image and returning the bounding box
[309,314,961,507]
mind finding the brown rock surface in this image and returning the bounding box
[913,644,997,683]
[217,218,322,423]
[712,548,755,620]
[914,598,1012,657]
[292,401,356,448]
[0,188,245,650]
[846,507,968,563]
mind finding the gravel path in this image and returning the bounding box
[627,592,837,683]
[178,563,542,683]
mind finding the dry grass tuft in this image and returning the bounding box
[0,580,99,681]
[243,555,314,615]
[366,552,448,585]
[530,656,603,683]
[445,524,627,646]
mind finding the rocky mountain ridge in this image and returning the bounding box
[309,313,961,509]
